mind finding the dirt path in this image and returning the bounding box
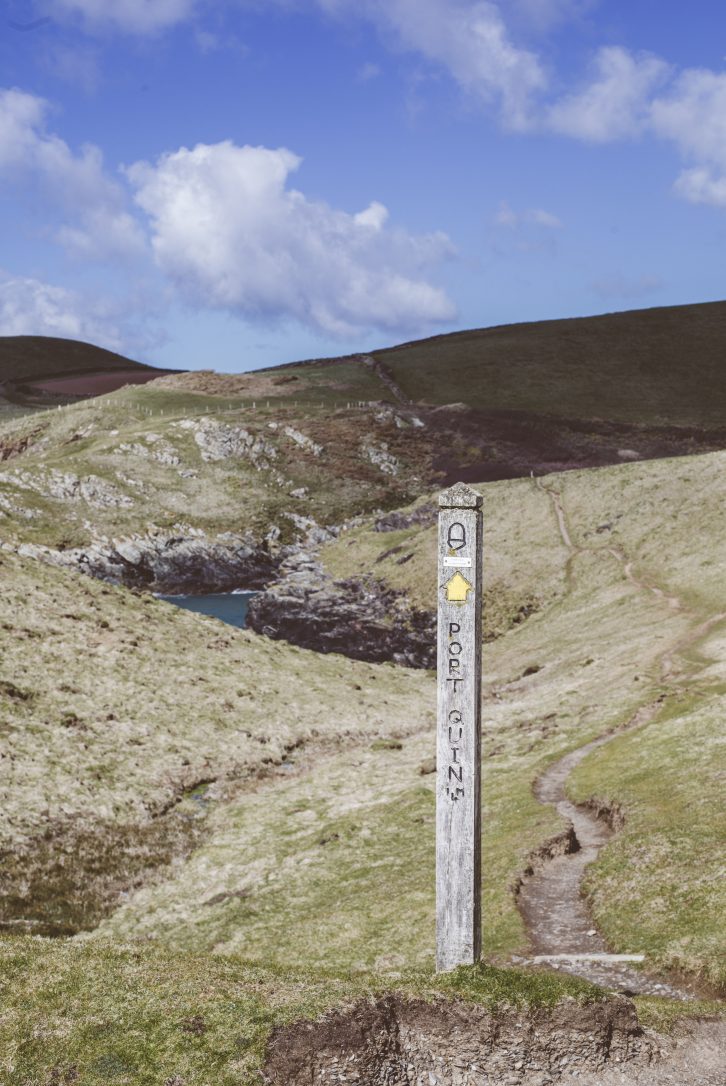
[517,476,726,997]
[516,701,688,996]
[358,354,412,404]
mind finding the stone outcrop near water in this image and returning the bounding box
[246,548,436,668]
[14,529,279,594]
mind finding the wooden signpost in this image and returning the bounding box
[436,482,483,972]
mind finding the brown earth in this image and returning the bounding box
[263,995,725,1085]
[21,369,175,396]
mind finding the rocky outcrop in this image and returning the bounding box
[375,503,437,532]
[246,549,435,668]
[14,527,279,594]
[177,417,278,467]
[0,426,45,463]
[3,468,133,508]
[358,353,412,404]
[361,440,400,476]
[281,425,323,456]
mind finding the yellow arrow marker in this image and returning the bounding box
[445,571,473,603]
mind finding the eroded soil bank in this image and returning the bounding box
[262,995,725,1086]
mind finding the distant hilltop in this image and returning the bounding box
[159,299,726,432]
[0,334,183,406]
[2,299,726,427]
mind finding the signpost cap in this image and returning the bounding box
[438,481,483,509]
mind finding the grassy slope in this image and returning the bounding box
[2,447,724,981]
[0,942,605,1086]
[0,548,429,929]
[164,301,726,429]
[0,386,429,550]
[69,454,723,990]
[0,335,152,382]
[373,301,726,426]
[1,452,725,1078]
[0,335,164,425]
[318,451,726,985]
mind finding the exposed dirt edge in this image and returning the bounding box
[262,994,664,1085]
[513,826,580,896]
[581,796,626,832]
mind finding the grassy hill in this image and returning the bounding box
[3,300,725,430]
[371,301,726,427]
[0,335,181,425]
[2,451,724,984]
[1,305,725,1079]
[0,335,153,384]
[166,300,726,431]
[1,449,724,1081]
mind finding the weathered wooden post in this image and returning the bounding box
[436,481,483,971]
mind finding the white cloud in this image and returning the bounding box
[548,46,670,141]
[494,200,562,228]
[0,271,125,348]
[546,49,726,212]
[127,140,456,337]
[651,69,726,207]
[46,0,197,34]
[673,167,726,208]
[528,208,562,228]
[319,0,546,129]
[0,87,145,260]
[354,200,389,229]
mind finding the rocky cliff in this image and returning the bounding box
[246,548,436,669]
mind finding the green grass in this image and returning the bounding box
[5,451,726,987]
[0,549,431,936]
[372,301,726,426]
[2,405,726,1003]
[0,937,603,1085]
[569,689,726,989]
[0,335,154,382]
[633,995,726,1033]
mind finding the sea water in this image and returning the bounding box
[159,591,257,629]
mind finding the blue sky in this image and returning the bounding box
[1,1,725,373]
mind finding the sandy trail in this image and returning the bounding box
[518,476,726,997]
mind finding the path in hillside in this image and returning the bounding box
[357,354,412,404]
[516,477,726,997]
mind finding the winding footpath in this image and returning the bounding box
[515,476,726,998]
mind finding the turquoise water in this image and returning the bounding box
[159,591,256,629]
